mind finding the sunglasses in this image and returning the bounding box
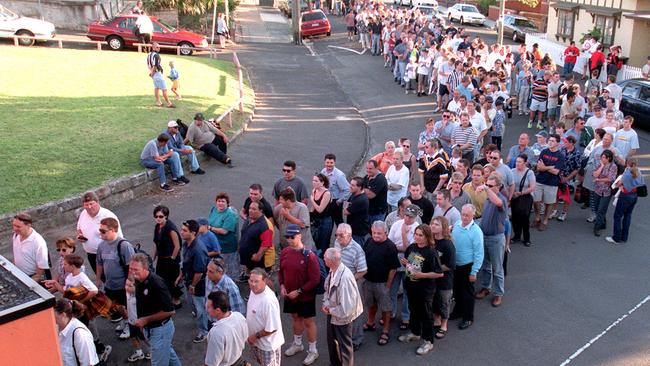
[402,145,410,148]
[486,183,496,188]
[56,248,69,252]
[282,169,293,173]
[154,215,165,219]
[99,229,108,234]
[285,235,296,239]
[442,115,450,118]
[489,156,499,160]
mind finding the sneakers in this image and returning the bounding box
[303,351,319,365]
[127,350,145,362]
[191,168,206,175]
[518,110,524,116]
[527,121,533,129]
[160,184,173,192]
[115,320,126,331]
[284,343,304,357]
[398,333,421,343]
[173,176,190,185]
[433,107,440,113]
[536,122,544,129]
[193,334,207,343]
[557,212,567,221]
[110,314,123,323]
[605,236,621,244]
[118,326,131,340]
[226,159,234,168]
[99,345,112,362]
[416,340,434,355]
[587,214,596,223]
[548,210,558,219]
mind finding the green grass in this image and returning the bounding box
[0,46,254,214]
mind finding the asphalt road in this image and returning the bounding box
[3,9,650,366]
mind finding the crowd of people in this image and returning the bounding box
[8,2,649,366]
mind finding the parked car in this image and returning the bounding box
[413,5,446,26]
[86,15,208,55]
[447,3,486,26]
[618,78,650,129]
[279,0,310,18]
[300,9,330,38]
[502,14,538,42]
[412,0,438,11]
[0,5,55,46]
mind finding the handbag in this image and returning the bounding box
[637,184,648,198]
[511,169,533,213]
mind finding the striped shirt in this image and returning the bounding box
[147,51,163,73]
[448,70,464,93]
[451,125,478,154]
[531,77,548,102]
[334,240,368,274]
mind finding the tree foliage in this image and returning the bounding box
[145,0,217,15]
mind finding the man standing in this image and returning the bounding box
[140,134,189,192]
[246,268,284,366]
[505,133,534,168]
[135,11,153,49]
[451,113,479,162]
[362,221,400,346]
[462,166,488,219]
[528,71,550,130]
[11,212,49,281]
[240,201,273,273]
[322,153,351,226]
[279,225,321,365]
[129,254,181,366]
[408,182,434,225]
[474,173,508,307]
[344,177,370,245]
[164,120,205,175]
[180,220,210,343]
[450,204,484,330]
[433,189,461,227]
[146,42,173,107]
[273,160,310,204]
[185,112,233,167]
[273,188,314,249]
[563,41,580,77]
[364,160,388,223]
[206,259,246,315]
[418,139,451,197]
[333,223,367,350]
[614,116,639,159]
[322,248,364,366]
[487,149,514,200]
[240,184,274,221]
[205,291,248,366]
[533,134,565,231]
[75,192,121,274]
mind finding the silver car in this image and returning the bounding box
[502,15,538,42]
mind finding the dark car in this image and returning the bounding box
[87,15,208,55]
[503,15,538,42]
[618,78,650,128]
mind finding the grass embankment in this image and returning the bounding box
[0,46,254,214]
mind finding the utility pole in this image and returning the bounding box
[497,0,506,45]
[292,0,301,44]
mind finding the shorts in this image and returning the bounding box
[128,324,146,340]
[438,84,450,97]
[383,43,390,55]
[347,26,355,32]
[363,281,392,313]
[104,288,127,306]
[529,99,547,112]
[152,72,167,90]
[534,183,558,205]
[252,346,281,366]
[171,79,179,90]
[433,289,452,319]
[283,298,316,318]
[547,106,560,118]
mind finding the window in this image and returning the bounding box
[622,83,640,98]
[152,22,164,33]
[594,15,615,47]
[118,18,135,29]
[639,86,650,102]
[557,10,574,38]
[302,12,326,22]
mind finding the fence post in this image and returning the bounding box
[177,46,181,56]
[233,52,244,113]
[13,36,18,46]
[138,44,142,53]
[228,111,233,128]
[58,39,63,49]
[97,41,101,51]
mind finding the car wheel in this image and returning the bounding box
[106,35,124,50]
[15,30,35,46]
[178,41,194,56]
[512,31,518,42]
[326,31,331,36]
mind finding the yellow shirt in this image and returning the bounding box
[462,183,487,218]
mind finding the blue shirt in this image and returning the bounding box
[451,221,484,275]
[321,167,350,202]
[205,274,246,315]
[182,237,209,297]
[198,231,221,255]
[168,68,179,81]
[457,84,473,101]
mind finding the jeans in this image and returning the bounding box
[371,34,380,55]
[479,234,506,296]
[593,193,612,231]
[311,216,334,255]
[178,146,200,171]
[612,192,637,242]
[396,61,407,85]
[389,271,409,321]
[145,319,182,366]
[188,294,209,337]
[518,85,530,112]
[563,62,575,77]
[141,153,184,185]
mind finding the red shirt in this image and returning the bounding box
[564,46,580,63]
[279,246,321,302]
[590,51,605,70]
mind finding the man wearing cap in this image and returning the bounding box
[12,212,49,281]
[279,224,321,365]
[530,130,549,168]
[185,112,233,168]
[180,219,210,343]
[76,192,122,274]
[164,120,205,175]
[586,103,605,129]
[140,134,189,192]
[197,218,221,258]
[240,201,274,274]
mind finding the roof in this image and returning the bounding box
[549,1,580,11]
[581,4,622,17]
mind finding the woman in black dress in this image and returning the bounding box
[152,205,183,307]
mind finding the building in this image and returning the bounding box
[547,0,650,66]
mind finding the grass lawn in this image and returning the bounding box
[0,46,254,214]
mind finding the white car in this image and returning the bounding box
[412,0,438,11]
[447,3,486,26]
[0,5,56,46]
[413,5,445,26]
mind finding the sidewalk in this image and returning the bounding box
[234,5,292,43]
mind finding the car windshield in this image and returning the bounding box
[157,19,176,32]
[0,5,18,18]
[302,12,326,21]
[514,19,536,28]
[462,6,479,13]
[418,7,434,15]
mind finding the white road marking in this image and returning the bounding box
[303,41,316,56]
[327,45,364,55]
[559,294,650,366]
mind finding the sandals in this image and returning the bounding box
[363,323,376,332]
[377,331,390,346]
[435,328,447,339]
[399,321,409,330]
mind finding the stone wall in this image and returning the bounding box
[4,0,128,31]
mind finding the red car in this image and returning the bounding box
[300,10,331,38]
[87,15,208,55]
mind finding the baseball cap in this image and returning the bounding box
[404,204,422,218]
[285,224,301,237]
[194,112,204,120]
[535,130,549,139]
[167,120,179,128]
[197,217,209,226]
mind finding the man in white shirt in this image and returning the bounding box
[604,75,623,110]
[614,116,640,159]
[205,291,248,366]
[246,268,285,366]
[467,100,487,158]
[76,191,122,274]
[585,106,605,129]
[12,212,49,280]
[642,56,650,79]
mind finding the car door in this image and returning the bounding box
[503,16,513,37]
[620,82,642,124]
[116,17,137,44]
[151,21,174,46]
[636,85,650,128]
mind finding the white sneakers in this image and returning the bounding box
[416,340,434,355]
[127,350,145,362]
[302,351,319,365]
[284,343,304,357]
[398,333,421,343]
[118,326,130,340]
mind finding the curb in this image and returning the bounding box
[0,76,255,246]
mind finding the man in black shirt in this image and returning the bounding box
[418,139,450,196]
[363,160,388,224]
[240,183,274,221]
[130,253,180,365]
[344,177,369,246]
[408,182,434,225]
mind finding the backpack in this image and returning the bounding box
[117,240,155,275]
[302,249,328,295]
[176,119,189,139]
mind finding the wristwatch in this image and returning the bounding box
[255,331,262,339]
[297,287,303,294]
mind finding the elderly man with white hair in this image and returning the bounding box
[322,247,363,366]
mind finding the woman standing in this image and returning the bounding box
[152,205,183,307]
[208,192,239,278]
[592,150,618,237]
[398,224,443,355]
[310,173,333,255]
[430,217,455,340]
[510,155,536,247]
[55,298,100,366]
[399,138,419,184]
[607,158,646,244]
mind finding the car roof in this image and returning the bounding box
[507,15,530,20]
[302,9,325,14]
[619,78,650,86]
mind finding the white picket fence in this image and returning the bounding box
[525,33,643,82]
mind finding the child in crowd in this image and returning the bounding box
[124,277,151,362]
[53,237,85,288]
[45,253,97,299]
[416,49,432,97]
[168,61,181,100]
[404,56,418,94]
[450,145,462,170]
[491,99,506,151]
